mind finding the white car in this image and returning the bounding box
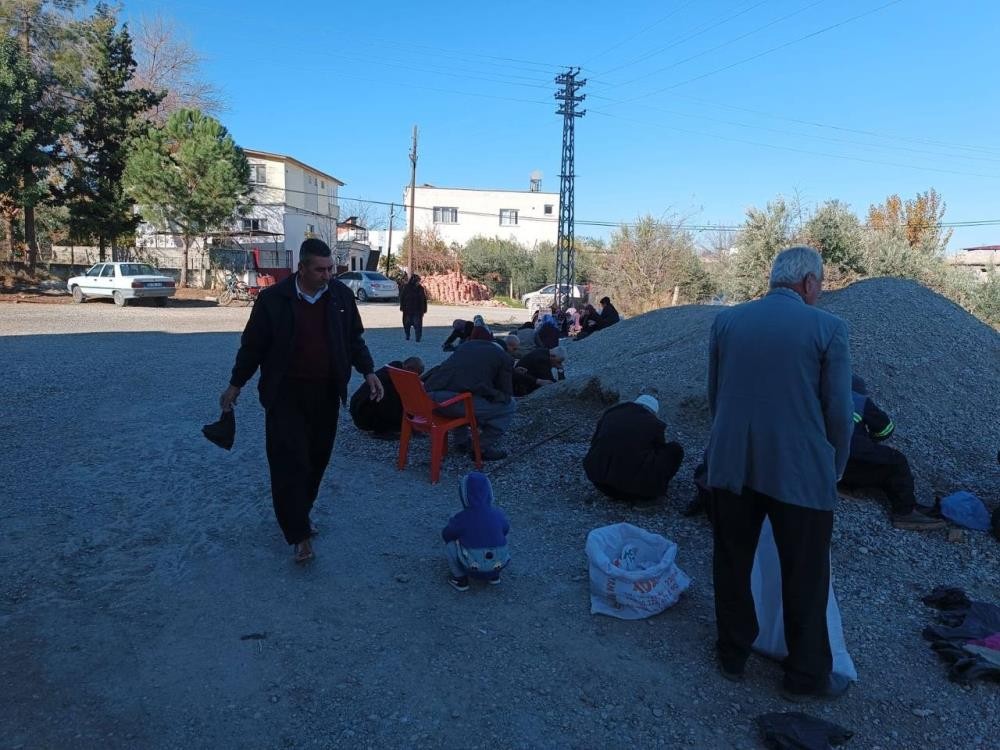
[67,262,177,307]
[521,283,585,311]
[336,270,399,302]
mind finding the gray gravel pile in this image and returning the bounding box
[544,277,1000,505]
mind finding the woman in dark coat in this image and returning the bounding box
[399,274,428,342]
[583,396,684,503]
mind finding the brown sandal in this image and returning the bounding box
[294,540,314,564]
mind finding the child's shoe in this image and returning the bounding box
[448,576,470,592]
[487,572,501,586]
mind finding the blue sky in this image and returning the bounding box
[121,0,1000,251]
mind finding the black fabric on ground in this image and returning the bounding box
[202,409,235,450]
[756,712,853,750]
[922,587,1000,684]
[992,504,1000,542]
[922,587,971,612]
[349,362,404,433]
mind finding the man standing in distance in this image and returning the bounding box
[706,246,853,700]
[220,239,384,564]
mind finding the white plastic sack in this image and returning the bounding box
[585,523,692,620]
[750,518,858,681]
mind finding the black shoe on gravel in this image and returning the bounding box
[892,510,947,531]
[448,576,470,592]
[718,662,744,683]
[480,447,508,461]
[781,673,851,703]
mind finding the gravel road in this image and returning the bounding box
[2,293,997,750]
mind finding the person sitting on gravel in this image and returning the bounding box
[349,356,424,438]
[468,315,494,342]
[500,333,521,357]
[583,395,685,503]
[597,296,621,328]
[575,304,600,340]
[512,346,566,397]
[534,313,562,349]
[442,319,474,351]
[839,375,945,531]
[441,471,511,591]
[424,334,515,461]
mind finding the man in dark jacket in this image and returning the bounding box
[839,375,945,531]
[583,395,684,503]
[424,339,515,460]
[512,346,566,397]
[350,356,424,437]
[399,273,428,342]
[220,238,383,564]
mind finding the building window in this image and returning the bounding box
[544,204,553,215]
[249,164,266,185]
[306,224,315,234]
[320,180,326,189]
[499,209,519,226]
[433,206,458,224]
[241,218,265,231]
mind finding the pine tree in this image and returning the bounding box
[0,36,66,262]
[124,108,250,286]
[62,10,162,260]
[0,0,85,265]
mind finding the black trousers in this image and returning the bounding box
[709,487,833,692]
[840,445,915,515]
[265,378,339,545]
[402,313,423,342]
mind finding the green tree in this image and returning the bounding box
[729,198,794,300]
[802,199,865,279]
[0,0,87,264]
[62,9,162,260]
[0,35,67,262]
[593,215,713,315]
[125,108,249,286]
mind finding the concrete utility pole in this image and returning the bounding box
[385,203,395,273]
[554,68,586,310]
[407,126,418,273]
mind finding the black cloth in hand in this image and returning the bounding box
[202,410,235,450]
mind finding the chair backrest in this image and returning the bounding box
[386,367,436,420]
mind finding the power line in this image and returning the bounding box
[246,184,1000,231]
[612,0,828,89]
[593,0,770,79]
[587,108,1000,180]
[581,0,699,67]
[622,0,907,102]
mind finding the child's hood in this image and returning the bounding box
[459,471,495,510]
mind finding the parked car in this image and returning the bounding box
[336,270,399,302]
[67,262,176,307]
[521,283,585,311]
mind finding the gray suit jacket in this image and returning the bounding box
[706,287,853,511]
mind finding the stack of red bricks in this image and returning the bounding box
[421,271,493,303]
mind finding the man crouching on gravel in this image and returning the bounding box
[219,238,384,564]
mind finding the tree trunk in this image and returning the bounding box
[99,236,107,262]
[24,203,37,266]
[180,236,189,287]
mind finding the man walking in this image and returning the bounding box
[706,246,854,700]
[399,273,428,342]
[220,239,384,564]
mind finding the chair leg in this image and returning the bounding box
[468,418,483,469]
[398,420,412,470]
[430,428,445,484]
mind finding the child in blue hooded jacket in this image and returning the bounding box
[441,472,511,591]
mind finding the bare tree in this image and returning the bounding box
[338,199,389,231]
[129,14,224,124]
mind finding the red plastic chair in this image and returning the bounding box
[387,367,482,483]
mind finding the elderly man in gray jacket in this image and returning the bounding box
[706,246,854,702]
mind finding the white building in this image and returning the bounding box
[239,148,344,268]
[946,245,999,283]
[404,180,559,249]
